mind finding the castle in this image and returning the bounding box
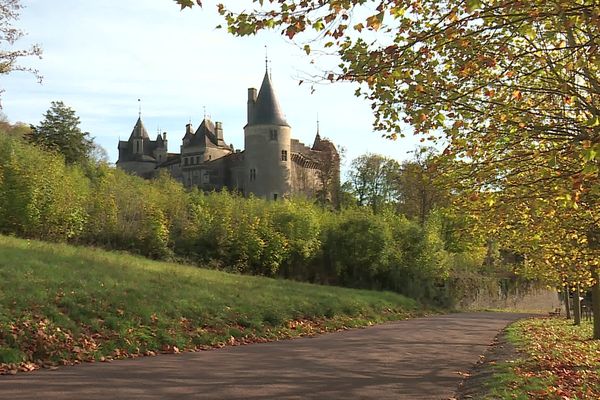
[116,68,340,203]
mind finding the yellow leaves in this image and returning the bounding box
[458,61,478,77]
[366,12,384,31]
[512,90,523,101]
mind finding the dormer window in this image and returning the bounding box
[269,129,278,141]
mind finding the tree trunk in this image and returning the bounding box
[591,268,600,340]
[573,283,581,326]
[564,284,571,320]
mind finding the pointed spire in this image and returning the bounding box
[316,114,321,137]
[138,98,141,118]
[249,68,290,127]
[129,115,149,140]
[313,116,322,149]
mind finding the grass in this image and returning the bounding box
[0,235,430,373]
[483,317,600,399]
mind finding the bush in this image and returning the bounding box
[0,131,498,305]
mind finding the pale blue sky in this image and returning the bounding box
[3,0,422,173]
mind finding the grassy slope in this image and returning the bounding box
[0,235,429,372]
[483,318,600,399]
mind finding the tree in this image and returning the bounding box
[0,0,42,105]
[175,0,600,338]
[28,101,94,165]
[0,113,31,139]
[396,148,447,225]
[347,153,400,213]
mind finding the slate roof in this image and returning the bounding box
[249,71,290,127]
[129,117,149,140]
[117,117,166,163]
[191,119,218,147]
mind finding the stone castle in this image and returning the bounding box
[116,68,340,203]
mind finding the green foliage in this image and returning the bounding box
[27,101,94,165]
[323,208,401,288]
[0,134,88,240]
[347,153,401,212]
[0,132,508,306]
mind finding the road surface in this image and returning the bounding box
[1,312,530,399]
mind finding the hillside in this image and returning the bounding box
[0,235,429,374]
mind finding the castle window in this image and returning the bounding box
[281,150,288,161]
[196,156,200,164]
[273,193,278,201]
[250,168,256,181]
[269,129,278,141]
[184,158,188,166]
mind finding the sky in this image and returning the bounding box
[2,0,423,175]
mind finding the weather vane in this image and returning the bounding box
[265,45,268,70]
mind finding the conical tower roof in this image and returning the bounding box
[312,120,322,149]
[129,117,149,140]
[250,70,289,127]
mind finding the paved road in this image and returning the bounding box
[1,312,530,399]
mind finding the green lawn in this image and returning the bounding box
[0,235,428,372]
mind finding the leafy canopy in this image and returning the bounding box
[28,101,94,165]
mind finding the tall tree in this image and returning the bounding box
[396,148,447,225]
[28,101,94,165]
[348,153,401,212]
[0,0,42,105]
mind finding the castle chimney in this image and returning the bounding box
[247,88,257,124]
[185,123,193,135]
[215,121,224,142]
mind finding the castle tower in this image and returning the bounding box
[131,116,148,155]
[244,69,292,200]
[116,116,157,176]
[153,132,168,163]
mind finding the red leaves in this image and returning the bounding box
[509,318,600,399]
